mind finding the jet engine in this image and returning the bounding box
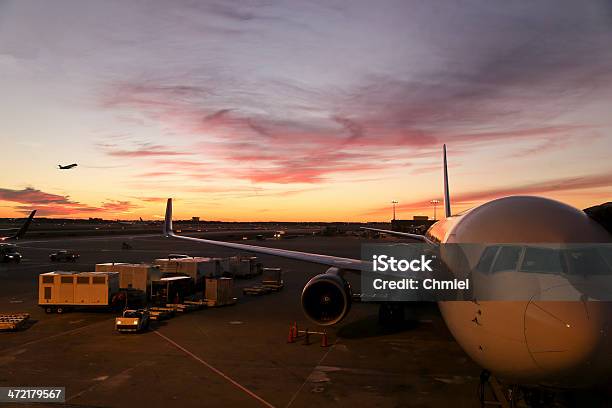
[301,268,352,325]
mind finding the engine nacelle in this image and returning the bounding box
[301,268,352,326]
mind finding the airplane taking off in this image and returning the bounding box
[58,163,77,169]
[162,145,612,393]
[0,210,36,241]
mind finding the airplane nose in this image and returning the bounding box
[524,295,612,385]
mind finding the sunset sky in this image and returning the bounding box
[0,1,611,221]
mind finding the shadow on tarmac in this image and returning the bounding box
[337,314,419,339]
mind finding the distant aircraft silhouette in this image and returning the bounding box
[58,163,77,170]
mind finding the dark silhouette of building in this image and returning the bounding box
[391,216,436,234]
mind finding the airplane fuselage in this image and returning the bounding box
[427,196,612,388]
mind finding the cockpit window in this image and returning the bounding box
[520,247,563,274]
[600,247,612,270]
[564,247,612,275]
[476,246,499,273]
[491,246,522,273]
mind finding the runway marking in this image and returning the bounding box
[0,318,112,354]
[284,338,338,408]
[69,319,85,324]
[67,361,148,403]
[154,330,275,408]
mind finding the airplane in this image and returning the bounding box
[0,210,37,241]
[58,163,77,169]
[161,145,612,396]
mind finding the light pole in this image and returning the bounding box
[430,199,440,220]
[391,200,398,221]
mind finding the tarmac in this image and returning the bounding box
[0,232,481,408]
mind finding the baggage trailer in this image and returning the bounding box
[0,313,30,331]
[38,271,120,313]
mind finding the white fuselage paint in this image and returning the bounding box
[428,196,612,388]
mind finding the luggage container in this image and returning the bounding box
[204,277,235,306]
[251,257,263,275]
[262,267,283,285]
[95,262,128,272]
[219,256,239,276]
[154,257,222,282]
[150,275,192,305]
[235,258,253,278]
[38,271,120,313]
[233,256,263,278]
[96,263,161,292]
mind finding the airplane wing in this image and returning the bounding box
[1,210,36,240]
[163,199,367,271]
[360,227,435,245]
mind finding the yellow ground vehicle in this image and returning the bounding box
[115,309,150,333]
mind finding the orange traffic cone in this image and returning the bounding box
[294,322,299,337]
[321,330,329,347]
[287,325,294,343]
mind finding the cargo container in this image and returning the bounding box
[251,257,263,275]
[262,267,283,285]
[151,275,192,305]
[38,271,120,313]
[219,256,239,276]
[233,256,262,278]
[235,258,253,278]
[94,262,128,272]
[96,263,161,292]
[204,277,234,306]
[154,257,222,281]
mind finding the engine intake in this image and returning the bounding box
[301,269,352,325]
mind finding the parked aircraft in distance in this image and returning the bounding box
[161,145,612,395]
[0,210,36,241]
[58,163,77,169]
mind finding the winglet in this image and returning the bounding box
[163,198,173,236]
[443,144,451,218]
[11,210,36,240]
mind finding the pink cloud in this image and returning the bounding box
[0,187,78,205]
[136,196,170,203]
[98,80,598,186]
[100,200,140,212]
[0,187,141,217]
[99,142,188,157]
